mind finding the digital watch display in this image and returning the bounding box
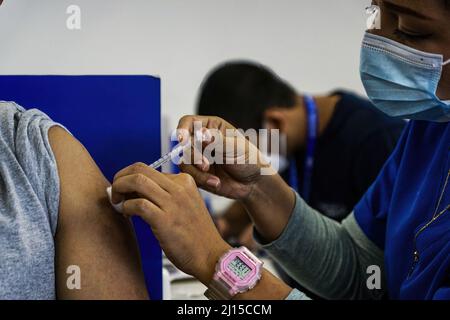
[204,246,263,300]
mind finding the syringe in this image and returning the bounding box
[106,141,191,214]
[147,142,188,170]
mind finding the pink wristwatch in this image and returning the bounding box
[204,246,263,300]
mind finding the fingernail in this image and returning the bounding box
[111,195,123,205]
[178,134,183,142]
[206,177,220,189]
[107,186,122,205]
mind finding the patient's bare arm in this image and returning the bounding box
[49,127,148,299]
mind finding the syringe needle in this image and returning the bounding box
[106,141,192,213]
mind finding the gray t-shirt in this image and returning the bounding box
[0,101,61,300]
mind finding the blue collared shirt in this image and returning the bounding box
[355,120,450,299]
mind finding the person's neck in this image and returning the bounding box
[298,93,339,137]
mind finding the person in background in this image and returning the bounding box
[197,61,405,254]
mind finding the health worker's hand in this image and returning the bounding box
[110,163,231,285]
[177,115,275,201]
[177,115,296,243]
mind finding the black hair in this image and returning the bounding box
[197,61,297,131]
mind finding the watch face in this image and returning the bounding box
[218,248,263,294]
[221,251,258,285]
[228,256,252,280]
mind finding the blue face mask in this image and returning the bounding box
[360,32,450,122]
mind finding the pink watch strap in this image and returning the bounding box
[205,247,263,300]
[204,276,234,300]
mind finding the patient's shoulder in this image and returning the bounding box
[0,103,64,299]
[0,101,62,153]
[0,101,23,144]
[0,102,62,234]
[0,100,24,114]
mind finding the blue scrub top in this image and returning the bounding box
[355,120,450,300]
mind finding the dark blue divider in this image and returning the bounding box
[0,75,162,299]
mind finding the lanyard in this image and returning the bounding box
[288,95,318,202]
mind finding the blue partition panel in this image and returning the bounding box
[0,75,162,300]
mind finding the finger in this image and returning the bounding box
[179,163,221,192]
[112,174,170,208]
[221,135,256,165]
[122,198,164,226]
[177,116,234,143]
[184,142,211,172]
[196,154,210,172]
[113,162,175,192]
[177,116,209,142]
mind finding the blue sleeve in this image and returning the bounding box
[354,122,411,250]
[433,287,450,300]
[351,124,404,200]
[285,289,311,300]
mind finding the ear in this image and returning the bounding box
[264,108,288,131]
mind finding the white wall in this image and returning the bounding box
[0,0,368,133]
[0,0,369,211]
